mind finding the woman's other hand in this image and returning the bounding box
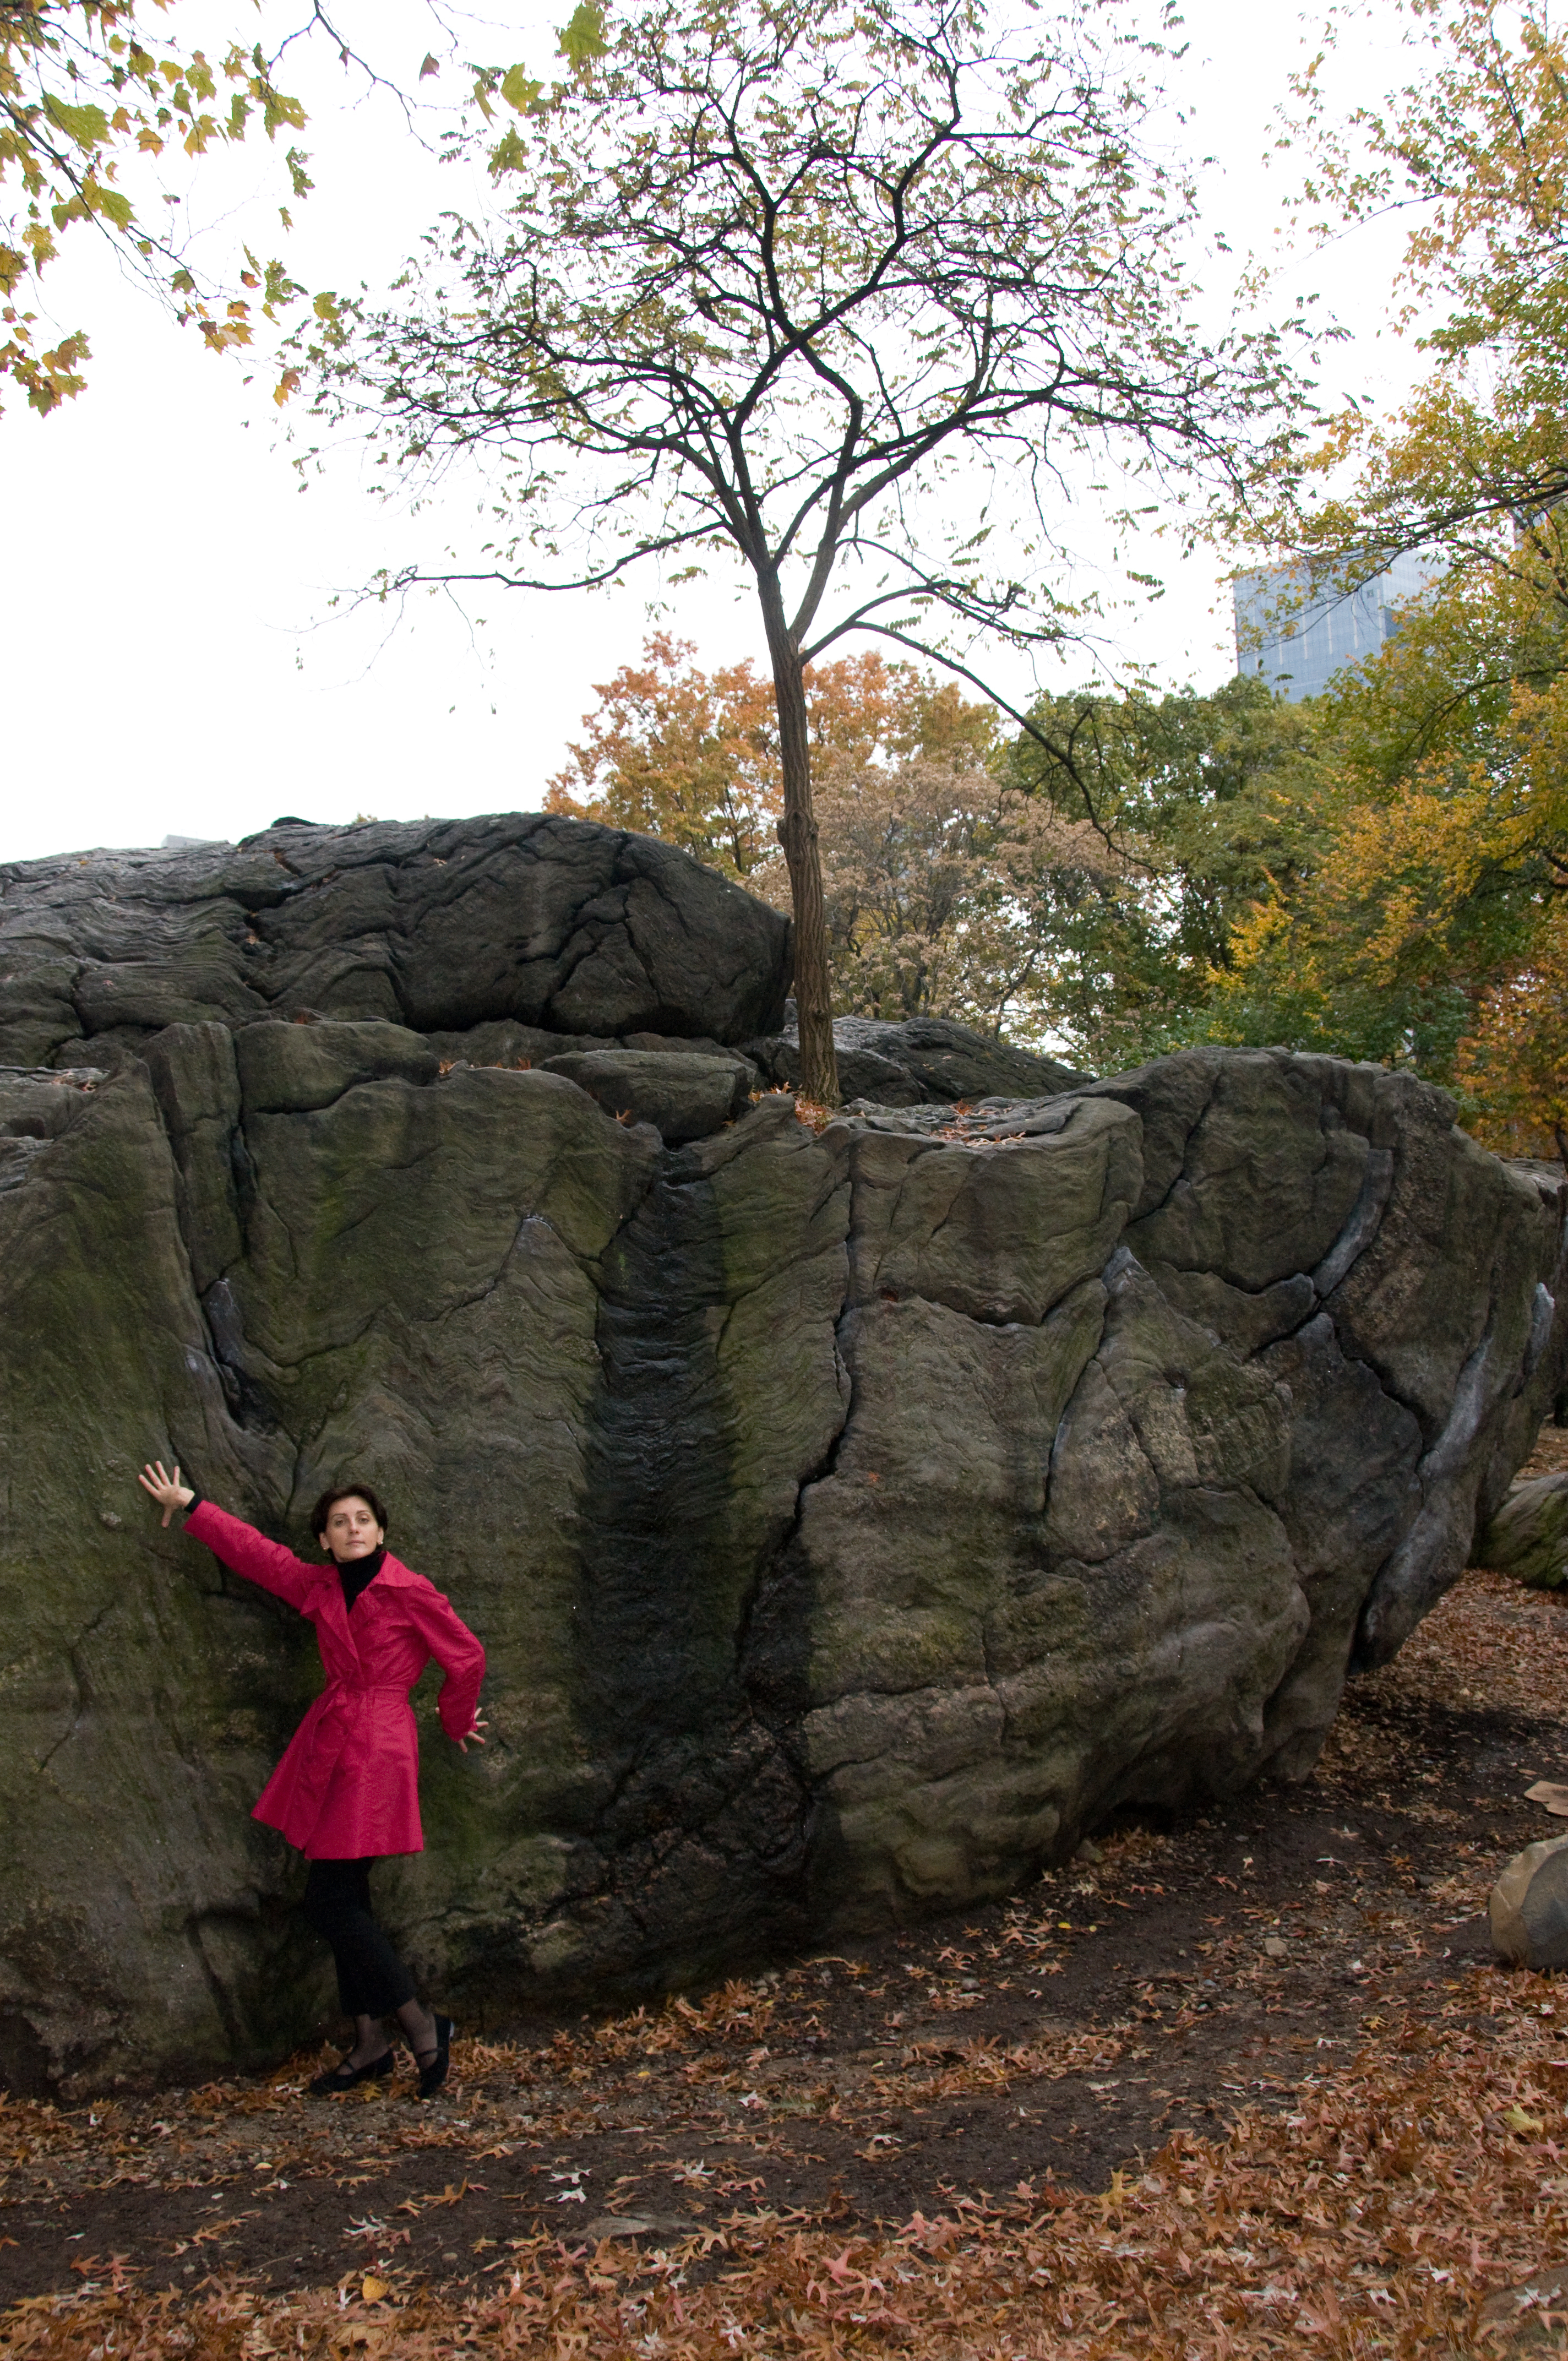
[456,1712,489,1754]
[138,1460,194,1528]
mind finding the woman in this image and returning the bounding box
[138,1461,487,2100]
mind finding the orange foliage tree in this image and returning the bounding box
[545,633,780,877]
[546,637,997,882]
[547,633,1131,1038]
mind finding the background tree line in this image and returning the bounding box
[544,632,1320,1076]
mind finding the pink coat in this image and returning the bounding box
[187,1502,486,1860]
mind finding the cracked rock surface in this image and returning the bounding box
[0,813,793,1065]
[1,828,1565,2098]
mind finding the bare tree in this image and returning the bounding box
[308,0,1302,1101]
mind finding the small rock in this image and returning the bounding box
[1477,2264,1568,2349]
[1490,1835,1568,1971]
[541,1048,751,1143]
[1474,1472,1568,1590]
[1263,1936,1288,1959]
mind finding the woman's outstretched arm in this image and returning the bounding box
[137,1462,320,1611]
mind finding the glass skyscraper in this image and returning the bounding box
[1232,549,1440,701]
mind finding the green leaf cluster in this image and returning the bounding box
[999,673,1325,1069]
[1,2,308,414]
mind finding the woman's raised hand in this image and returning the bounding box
[456,1712,489,1754]
[138,1460,194,1528]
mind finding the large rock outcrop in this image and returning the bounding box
[2,819,1565,2095]
[0,813,794,1065]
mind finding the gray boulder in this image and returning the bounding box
[1474,1471,1568,1590]
[0,814,793,1066]
[745,1013,1089,1106]
[1491,1836,1568,1971]
[1,995,1565,2092]
[540,1048,755,1143]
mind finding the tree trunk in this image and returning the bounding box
[759,573,839,1107]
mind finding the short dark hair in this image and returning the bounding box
[312,1482,390,1543]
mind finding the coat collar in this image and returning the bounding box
[367,1553,419,1586]
[309,1552,419,1607]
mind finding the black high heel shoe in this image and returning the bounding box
[414,2014,453,2101]
[308,2049,395,2097]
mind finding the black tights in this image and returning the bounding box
[301,1857,417,2019]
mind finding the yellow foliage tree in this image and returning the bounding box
[1458,900,1568,1161]
[1215,0,1568,1148]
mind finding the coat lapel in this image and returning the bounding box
[314,1554,414,1673]
[312,1565,364,1679]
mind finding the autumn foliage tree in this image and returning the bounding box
[548,634,1048,1029]
[545,632,780,878]
[1207,575,1568,1108]
[547,636,1316,1059]
[306,0,1303,1102]
[1213,0,1568,1151]
[546,635,995,882]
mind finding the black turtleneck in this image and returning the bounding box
[336,1546,386,1612]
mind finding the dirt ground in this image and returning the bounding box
[3,1470,1566,2355]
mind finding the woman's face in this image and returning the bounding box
[320,1496,385,1562]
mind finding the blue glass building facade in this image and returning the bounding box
[1232,550,1440,701]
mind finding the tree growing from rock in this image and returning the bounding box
[304,0,1303,1102]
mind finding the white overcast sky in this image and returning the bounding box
[0,0,1429,864]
